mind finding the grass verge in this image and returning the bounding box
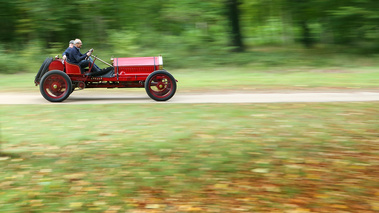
[1,103,378,212]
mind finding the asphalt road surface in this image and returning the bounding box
[1,90,379,104]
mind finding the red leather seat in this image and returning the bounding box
[64,61,82,74]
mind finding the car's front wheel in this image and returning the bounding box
[40,70,72,102]
[145,70,177,101]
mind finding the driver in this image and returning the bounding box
[68,38,103,73]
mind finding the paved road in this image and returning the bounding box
[1,91,379,104]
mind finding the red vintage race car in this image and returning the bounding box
[34,54,177,102]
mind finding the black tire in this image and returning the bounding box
[35,57,53,84]
[39,70,72,102]
[145,70,177,101]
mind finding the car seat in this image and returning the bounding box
[64,60,84,74]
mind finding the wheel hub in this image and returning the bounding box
[157,82,166,90]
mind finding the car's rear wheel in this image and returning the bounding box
[35,57,53,85]
[145,70,176,101]
[40,70,72,102]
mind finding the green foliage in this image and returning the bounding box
[19,41,43,60]
[1,0,379,73]
[0,46,28,73]
[2,0,379,48]
[107,30,140,57]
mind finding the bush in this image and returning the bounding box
[107,30,140,57]
[0,47,25,73]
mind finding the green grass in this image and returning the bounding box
[1,103,378,212]
[176,66,379,92]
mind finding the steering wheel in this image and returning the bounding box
[85,48,94,60]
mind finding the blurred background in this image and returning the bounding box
[1,1,379,212]
[0,0,378,72]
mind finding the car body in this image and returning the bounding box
[34,55,177,102]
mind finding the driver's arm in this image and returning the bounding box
[73,51,88,63]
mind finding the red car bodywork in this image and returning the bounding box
[35,55,177,102]
[47,56,162,87]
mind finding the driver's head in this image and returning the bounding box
[74,39,82,48]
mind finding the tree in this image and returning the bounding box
[328,0,379,45]
[226,0,244,51]
[0,1,18,45]
[1,0,379,54]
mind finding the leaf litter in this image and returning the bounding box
[0,103,378,212]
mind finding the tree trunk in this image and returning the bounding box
[300,20,313,48]
[226,0,244,52]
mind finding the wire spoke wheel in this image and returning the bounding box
[40,70,72,102]
[145,71,176,101]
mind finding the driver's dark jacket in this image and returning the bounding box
[67,46,88,64]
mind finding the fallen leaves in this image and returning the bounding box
[39,169,52,173]
[1,103,378,212]
[213,183,229,189]
[251,168,270,173]
[262,184,281,193]
[369,201,379,211]
[0,157,10,161]
[69,202,83,208]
